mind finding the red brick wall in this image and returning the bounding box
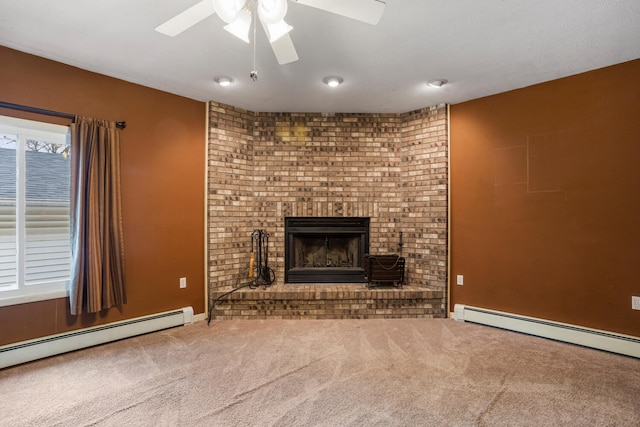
[207,103,255,291]
[207,103,448,307]
[401,106,449,292]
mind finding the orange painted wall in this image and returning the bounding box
[450,59,640,336]
[0,47,206,345]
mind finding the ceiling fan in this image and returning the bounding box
[155,0,386,65]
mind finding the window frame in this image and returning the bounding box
[0,115,71,307]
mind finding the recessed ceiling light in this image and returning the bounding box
[427,79,448,88]
[323,76,343,87]
[214,76,234,87]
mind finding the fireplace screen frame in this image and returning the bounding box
[285,217,370,283]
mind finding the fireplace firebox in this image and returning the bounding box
[285,217,369,283]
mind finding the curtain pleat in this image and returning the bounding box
[69,117,126,315]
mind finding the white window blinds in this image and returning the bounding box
[0,115,70,302]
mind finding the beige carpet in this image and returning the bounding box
[1,318,638,426]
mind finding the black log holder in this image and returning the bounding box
[363,254,405,289]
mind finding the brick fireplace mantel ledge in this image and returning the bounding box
[210,284,445,320]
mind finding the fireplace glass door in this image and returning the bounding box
[292,235,361,269]
[285,217,369,283]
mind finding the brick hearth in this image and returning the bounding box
[210,284,445,320]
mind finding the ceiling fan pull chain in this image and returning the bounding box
[250,0,258,81]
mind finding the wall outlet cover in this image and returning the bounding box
[456,275,464,285]
[632,296,640,311]
[179,277,187,289]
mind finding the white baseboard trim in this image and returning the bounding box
[454,304,640,359]
[0,306,194,369]
[192,312,206,323]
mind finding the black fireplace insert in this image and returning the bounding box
[285,217,369,283]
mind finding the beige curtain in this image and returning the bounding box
[69,117,126,315]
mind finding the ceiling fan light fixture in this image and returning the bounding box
[214,76,234,86]
[213,0,246,24]
[262,19,293,43]
[155,0,387,65]
[223,8,252,43]
[258,0,288,25]
[427,79,448,88]
[323,76,343,87]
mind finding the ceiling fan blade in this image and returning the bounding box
[155,0,216,37]
[269,33,299,64]
[293,0,386,25]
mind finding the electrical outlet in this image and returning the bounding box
[179,277,187,289]
[632,296,640,311]
[456,275,464,285]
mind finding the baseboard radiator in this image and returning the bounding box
[0,307,194,369]
[454,304,640,359]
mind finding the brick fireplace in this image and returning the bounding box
[207,102,448,319]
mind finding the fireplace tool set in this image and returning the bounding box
[208,229,274,325]
[248,229,275,286]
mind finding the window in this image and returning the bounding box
[0,115,70,305]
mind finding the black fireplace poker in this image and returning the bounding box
[250,229,273,286]
[207,229,275,325]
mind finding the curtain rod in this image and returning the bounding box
[0,101,126,129]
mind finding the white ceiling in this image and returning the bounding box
[1,0,639,113]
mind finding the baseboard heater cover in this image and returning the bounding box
[0,306,194,369]
[453,304,640,359]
